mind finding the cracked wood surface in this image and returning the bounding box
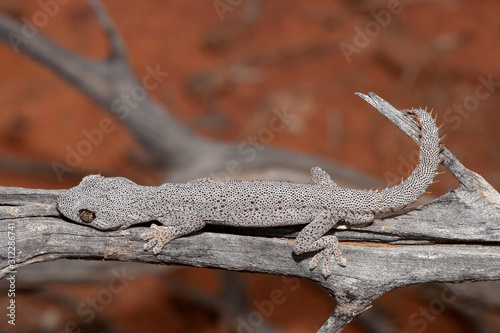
[1,181,499,283]
[0,180,499,333]
[1,94,500,333]
[0,0,499,329]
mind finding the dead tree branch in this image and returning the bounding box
[0,1,377,186]
[0,2,201,168]
[0,94,499,332]
[0,1,499,331]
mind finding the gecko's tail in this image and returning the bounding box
[377,108,442,212]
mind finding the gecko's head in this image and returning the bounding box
[56,174,142,230]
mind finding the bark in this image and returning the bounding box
[1,94,499,332]
[0,1,499,331]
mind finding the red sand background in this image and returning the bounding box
[0,0,499,332]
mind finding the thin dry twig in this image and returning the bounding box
[0,95,499,333]
[0,2,499,332]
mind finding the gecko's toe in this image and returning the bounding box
[140,224,171,255]
[308,247,347,277]
[338,257,348,267]
[143,239,155,251]
[321,262,332,278]
[140,232,153,241]
[308,261,318,271]
[143,239,163,255]
[140,224,160,241]
[309,253,332,278]
[152,244,163,255]
[308,252,322,271]
[309,252,333,278]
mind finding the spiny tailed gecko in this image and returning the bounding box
[56,107,441,277]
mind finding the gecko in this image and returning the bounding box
[56,107,441,278]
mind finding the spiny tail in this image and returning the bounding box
[376,108,442,212]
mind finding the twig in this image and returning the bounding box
[1,1,499,330]
[0,2,385,186]
[1,95,500,332]
[87,0,127,61]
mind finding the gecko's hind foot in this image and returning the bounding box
[140,224,172,255]
[309,248,348,278]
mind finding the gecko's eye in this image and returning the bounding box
[79,209,96,223]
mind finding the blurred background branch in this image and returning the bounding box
[0,0,499,332]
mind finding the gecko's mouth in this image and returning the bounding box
[55,194,65,215]
[90,223,121,231]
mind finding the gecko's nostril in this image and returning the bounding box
[79,209,96,223]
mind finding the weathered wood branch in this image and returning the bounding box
[1,94,499,332]
[1,1,499,331]
[0,1,203,168]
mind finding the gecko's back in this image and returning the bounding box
[159,179,384,227]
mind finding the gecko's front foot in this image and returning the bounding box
[309,248,348,278]
[140,224,173,255]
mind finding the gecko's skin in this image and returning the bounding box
[56,108,441,277]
